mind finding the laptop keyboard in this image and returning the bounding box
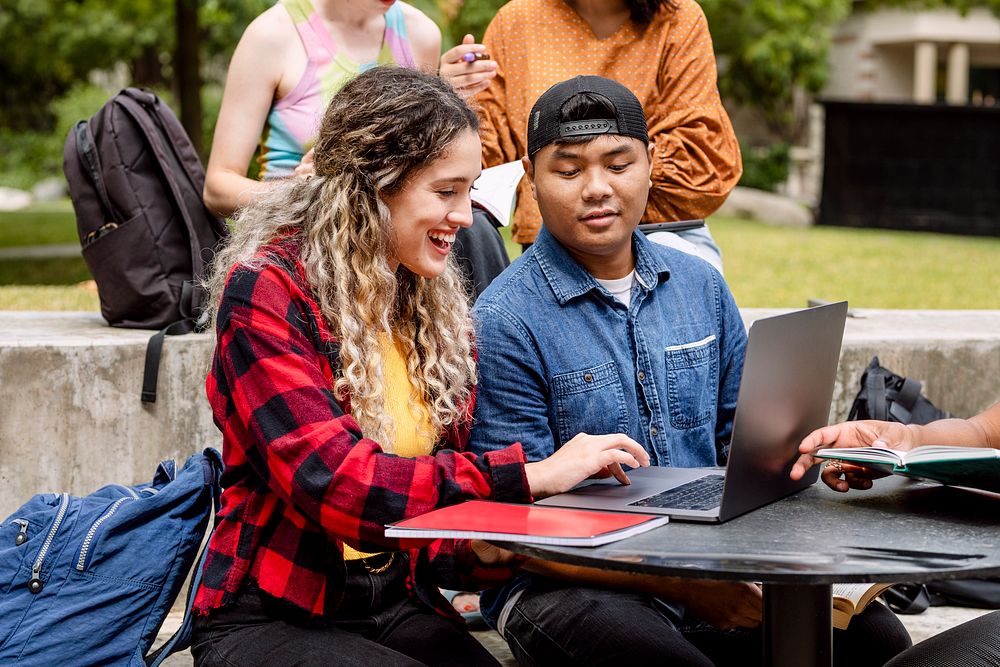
[628,474,725,511]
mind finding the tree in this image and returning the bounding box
[866,0,1000,12]
[0,0,266,147]
[434,0,852,142]
[700,0,852,142]
[0,0,166,131]
[176,0,204,155]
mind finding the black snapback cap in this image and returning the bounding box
[527,75,649,156]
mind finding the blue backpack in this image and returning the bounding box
[0,448,221,666]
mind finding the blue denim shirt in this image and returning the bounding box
[469,227,747,627]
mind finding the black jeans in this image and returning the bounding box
[884,609,1000,667]
[501,582,912,667]
[191,555,498,667]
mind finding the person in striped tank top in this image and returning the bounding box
[204,0,440,214]
[204,0,511,300]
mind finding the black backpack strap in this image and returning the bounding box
[865,362,889,421]
[141,318,196,404]
[124,90,227,233]
[891,376,923,413]
[73,120,118,222]
[146,449,224,667]
[114,91,214,317]
[882,583,931,615]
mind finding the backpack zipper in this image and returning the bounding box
[29,493,69,594]
[76,497,134,571]
[11,519,29,546]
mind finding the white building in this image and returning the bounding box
[783,3,1000,202]
[825,3,1000,105]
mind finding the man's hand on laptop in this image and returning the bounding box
[525,432,650,498]
[666,580,763,629]
[790,421,909,492]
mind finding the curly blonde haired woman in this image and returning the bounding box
[190,67,648,667]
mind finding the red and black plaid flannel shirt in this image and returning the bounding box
[193,240,531,618]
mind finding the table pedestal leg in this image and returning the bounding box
[763,583,832,667]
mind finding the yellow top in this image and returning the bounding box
[343,334,435,561]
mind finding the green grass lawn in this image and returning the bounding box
[709,217,1000,309]
[0,200,77,247]
[1,203,998,311]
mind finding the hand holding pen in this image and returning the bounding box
[439,34,498,98]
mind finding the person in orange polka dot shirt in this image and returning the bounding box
[444,0,741,269]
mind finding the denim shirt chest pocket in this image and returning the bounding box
[551,361,630,446]
[664,335,720,429]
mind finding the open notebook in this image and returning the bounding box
[471,161,524,227]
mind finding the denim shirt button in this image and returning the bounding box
[583,373,593,382]
[650,426,658,436]
[637,371,646,381]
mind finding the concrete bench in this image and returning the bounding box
[2,309,999,516]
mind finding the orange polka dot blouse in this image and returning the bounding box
[476,0,742,244]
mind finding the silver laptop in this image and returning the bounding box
[536,301,848,523]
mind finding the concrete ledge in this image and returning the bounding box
[0,312,217,516]
[2,309,999,516]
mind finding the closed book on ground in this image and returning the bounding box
[816,446,1000,493]
[384,500,667,547]
[832,583,895,629]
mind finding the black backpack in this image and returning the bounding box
[63,88,228,403]
[847,356,952,424]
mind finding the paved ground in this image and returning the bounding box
[152,604,995,665]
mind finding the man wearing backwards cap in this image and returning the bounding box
[468,76,911,665]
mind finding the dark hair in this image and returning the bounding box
[559,91,619,125]
[626,0,676,25]
[312,66,479,197]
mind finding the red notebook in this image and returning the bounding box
[384,501,667,547]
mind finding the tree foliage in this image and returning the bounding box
[0,0,267,132]
[866,0,1000,13]
[4,0,998,144]
[700,0,852,141]
[440,0,852,140]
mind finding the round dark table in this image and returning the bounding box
[498,477,1000,667]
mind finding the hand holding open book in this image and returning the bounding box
[815,445,1000,493]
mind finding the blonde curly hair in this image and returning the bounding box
[205,67,479,451]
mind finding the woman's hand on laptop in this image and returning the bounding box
[525,432,650,498]
[790,420,915,491]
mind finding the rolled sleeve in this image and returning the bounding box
[645,2,742,222]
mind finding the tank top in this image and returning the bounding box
[257,0,417,179]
